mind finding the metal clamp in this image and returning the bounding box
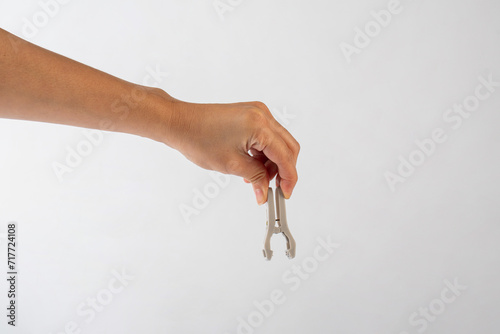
[263,186,296,260]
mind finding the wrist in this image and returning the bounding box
[144,87,190,150]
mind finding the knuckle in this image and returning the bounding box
[248,168,267,183]
[245,107,269,126]
[249,101,269,111]
[294,141,301,155]
[288,156,298,180]
[254,126,273,146]
[287,168,298,185]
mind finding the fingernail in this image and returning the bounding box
[283,187,292,199]
[255,188,265,205]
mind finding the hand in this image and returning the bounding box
[0,28,299,205]
[163,99,300,205]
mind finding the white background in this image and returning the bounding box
[1,0,500,333]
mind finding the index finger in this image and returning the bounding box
[253,103,301,166]
[251,129,298,199]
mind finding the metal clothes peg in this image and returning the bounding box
[263,186,296,260]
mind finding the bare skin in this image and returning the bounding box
[0,28,299,205]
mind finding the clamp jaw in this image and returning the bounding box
[263,186,296,260]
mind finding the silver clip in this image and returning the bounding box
[263,186,296,260]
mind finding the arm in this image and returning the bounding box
[0,28,300,204]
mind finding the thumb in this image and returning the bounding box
[228,154,269,205]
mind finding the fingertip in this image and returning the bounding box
[280,179,294,199]
[253,183,268,205]
[261,187,268,205]
[254,188,264,205]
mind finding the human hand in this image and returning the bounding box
[163,98,300,205]
[0,28,298,205]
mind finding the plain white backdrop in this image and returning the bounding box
[1,0,500,333]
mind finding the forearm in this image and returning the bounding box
[0,28,299,202]
[0,28,174,144]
